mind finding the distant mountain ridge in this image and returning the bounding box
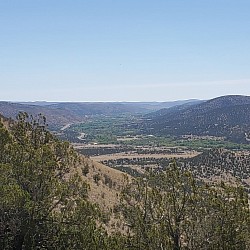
[0,99,202,129]
[0,102,82,129]
[2,96,248,143]
[143,95,250,143]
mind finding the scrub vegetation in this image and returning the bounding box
[1,113,250,249]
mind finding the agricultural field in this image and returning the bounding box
[56,114,250,177]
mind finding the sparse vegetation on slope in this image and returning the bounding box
[0,113,125,249]
[1,113,250,249]
[144,95,250,143]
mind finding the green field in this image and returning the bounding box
[59,115,250,150]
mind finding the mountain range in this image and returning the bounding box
[0,99,202,128]
[1,95,250,143]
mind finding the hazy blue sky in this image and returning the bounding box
[1,0,250,101]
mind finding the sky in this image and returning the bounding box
[0,0,250,102]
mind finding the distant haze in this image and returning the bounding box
[0,1,250,101]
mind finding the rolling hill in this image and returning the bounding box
[0,113,127,234]
[0,102,83,129]
[143,95,250,143]
[0,100,202,129]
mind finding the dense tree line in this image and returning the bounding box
[1,113,250,249]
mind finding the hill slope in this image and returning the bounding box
[183,149,250,190]
[0,102,83,128]
[143,95,250,143]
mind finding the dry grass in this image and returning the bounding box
[91,151,199,161]
[74,155,130,233]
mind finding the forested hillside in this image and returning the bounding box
[1,113,250,249]
[0,113,125,249]
[143,95,250,143]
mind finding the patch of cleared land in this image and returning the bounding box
[91,151,199,161]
